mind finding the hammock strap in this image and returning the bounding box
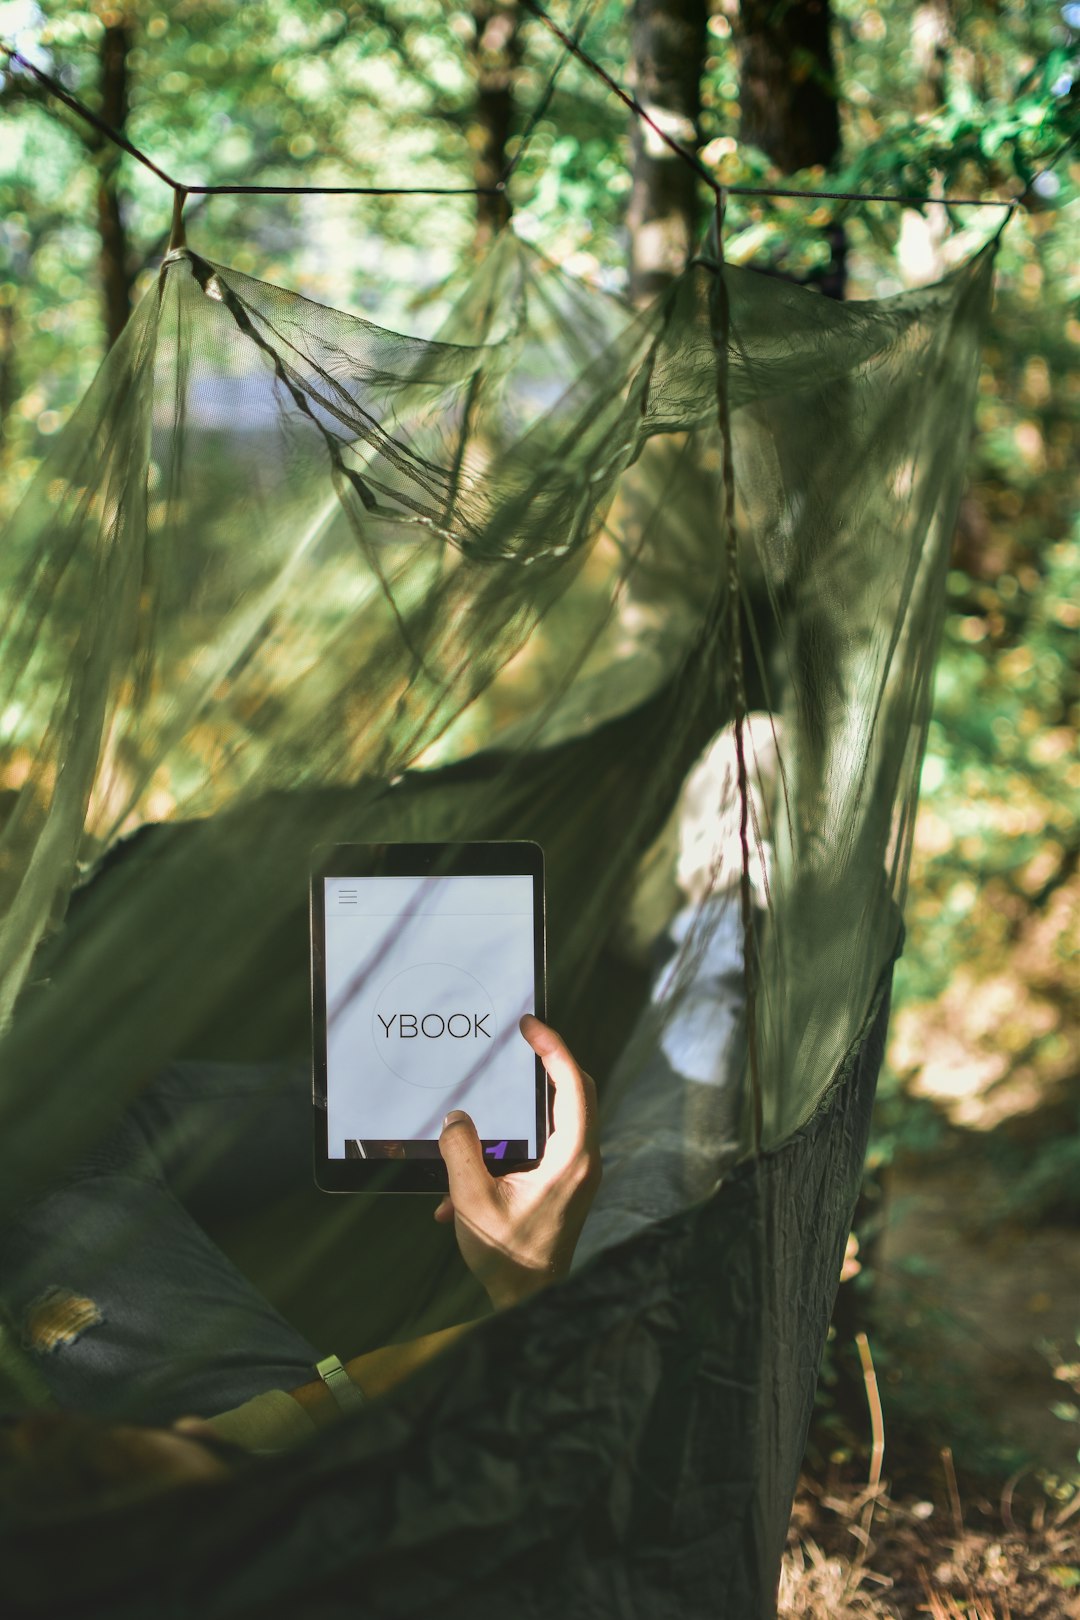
[709,188,763,1155]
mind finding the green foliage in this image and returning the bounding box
[700,0,1078,274]
[1038,1330,1080,1499]
[886,198,1079,1152]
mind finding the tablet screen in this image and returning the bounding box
[316,853,544,1185]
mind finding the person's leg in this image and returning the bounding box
[574,894,750,1265]
[120,1057,312,1225]
[0,1063,321,1426]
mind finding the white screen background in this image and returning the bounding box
[324,874,536,1158]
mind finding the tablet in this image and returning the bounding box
[311,842,547,1192]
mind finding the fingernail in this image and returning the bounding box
[443,1110,468,1128]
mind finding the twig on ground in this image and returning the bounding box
[1000,1467,1025,1535]
[852,1332,887,1575]
[942,1446,965,1541]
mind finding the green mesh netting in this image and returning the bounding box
[0,225,995,1617]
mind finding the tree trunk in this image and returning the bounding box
[735,0,840,171]
[626,0,709,307]
[468,1,521,251]
[95,19,134,348]
[0,301,16,453]
[735,0,844,297]
[912,0,954,115]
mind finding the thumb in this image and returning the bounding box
[438,1110,492,1212]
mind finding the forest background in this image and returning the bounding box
[0,0,1078,1572]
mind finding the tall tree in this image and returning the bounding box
[911,0,954,115]
[626,0,709,306]
[735,0,840,171]
[734,0,844,296]
[92,15,134,347]
[468,0,522,249]
[0,300,15,452]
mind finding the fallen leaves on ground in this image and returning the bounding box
[781,1473,1080,1619]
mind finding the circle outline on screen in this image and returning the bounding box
[371,959,500,1091]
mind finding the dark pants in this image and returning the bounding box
[0,1061,321,1426]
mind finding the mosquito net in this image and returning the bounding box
[0,223,995,1617]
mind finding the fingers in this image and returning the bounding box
[172,1416,216,1437]
[438,1110,495,1214]
[519,1015,596,1163]
[434,1024,597,1218]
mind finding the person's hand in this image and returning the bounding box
[435,1014,601,1310]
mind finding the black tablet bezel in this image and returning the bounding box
[311,841,547,1194]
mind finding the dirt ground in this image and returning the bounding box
[783,1127,1080,1617]
[782,1477,1080,1618]
[877,1150,1080,1479]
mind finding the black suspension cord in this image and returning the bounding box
[0,18,605,207]
[499,0,600,186]
[8,19,1072,215]
[520,1,724,195]
[518,0,1069,214]
[0,42,498,199]
[185,182,495,196]
[1,42,181,186]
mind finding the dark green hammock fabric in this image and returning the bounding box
[0,226,994,1616]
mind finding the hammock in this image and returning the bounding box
[0,225,994,1616]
